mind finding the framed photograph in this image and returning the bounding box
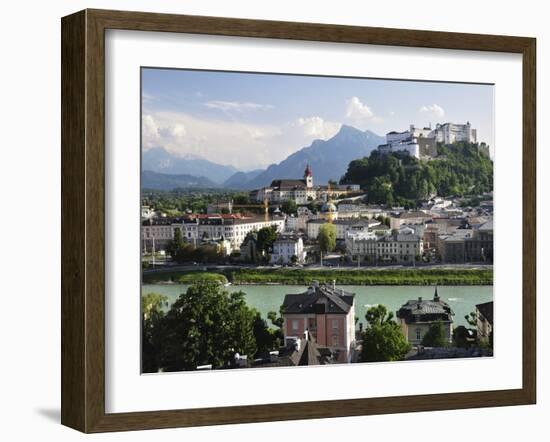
[61,9,536,433]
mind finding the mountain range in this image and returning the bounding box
[142,170,219,190]
[142,148,238,184]
[141,125,384,191]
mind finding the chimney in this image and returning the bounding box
[332,279,336,290]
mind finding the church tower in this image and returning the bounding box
[304,164,313,188]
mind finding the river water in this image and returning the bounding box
[141,284,493,329]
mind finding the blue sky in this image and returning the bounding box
[142,68,494,171]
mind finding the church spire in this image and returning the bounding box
[304,164,313,188]
[433,286,440,302]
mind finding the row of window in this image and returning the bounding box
[291,319,340,330]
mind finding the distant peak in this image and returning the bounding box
[338,124,362,134]
[339,124,383,138]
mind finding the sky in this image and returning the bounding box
[142,68,494,171]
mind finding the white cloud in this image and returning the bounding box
[344,97,382,129]
[295,116,341,140]
[142,111,283,169]
[346,96,373,119]
[142,114,160,148]
[141,92,156,104]
[420,103,445,117]
[141,111,343,170]
[204,100,273,112]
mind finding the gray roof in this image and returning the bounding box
[400,299,450,315]
[306,219,372,226]
[282,284,355,315]
[397,211,431,219]
[142,218,175,226]
[270,179,307,190]
[274,235,302,244]
[478,220,494,231]
[476,301,493,325]
[276,334,335,366]
[396,289,454,323]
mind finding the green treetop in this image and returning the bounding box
[361,304,411,362]
[318,223,337,253]
[257,226,278,255]
[340,143,493,206]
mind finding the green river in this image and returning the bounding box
[141,284,493,329]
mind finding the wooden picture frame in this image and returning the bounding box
[61,8,536,433]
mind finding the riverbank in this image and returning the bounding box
[143,267,493,286]
[142,271,228,284]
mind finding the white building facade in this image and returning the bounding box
[271,236,307,264]
[430,122,477,144]
[169,215,285,253]
[378,122,478,159]
[345,227,424,264]
[306,219,374,241]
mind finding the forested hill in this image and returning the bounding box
[340,142,493,206]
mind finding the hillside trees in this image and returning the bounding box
[340,143,493,206]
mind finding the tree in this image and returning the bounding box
[252,313,280,356]
[464,311,477,327]
[361,305,410,362]
[172,243,195,263]
[421,321,449,347]
[267,310,284,329]
[192,244,223,263]
[318,223,336,253]
[157,283,261,372]
[365,304,395,326]
[141,292,169,319]
[453,325,473,349]
[267,309,285,349]
[141,293,169,373]
[169,227,185,257]
[233,193,250,205]
[257,226,278,255]
[282,199,298,215]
